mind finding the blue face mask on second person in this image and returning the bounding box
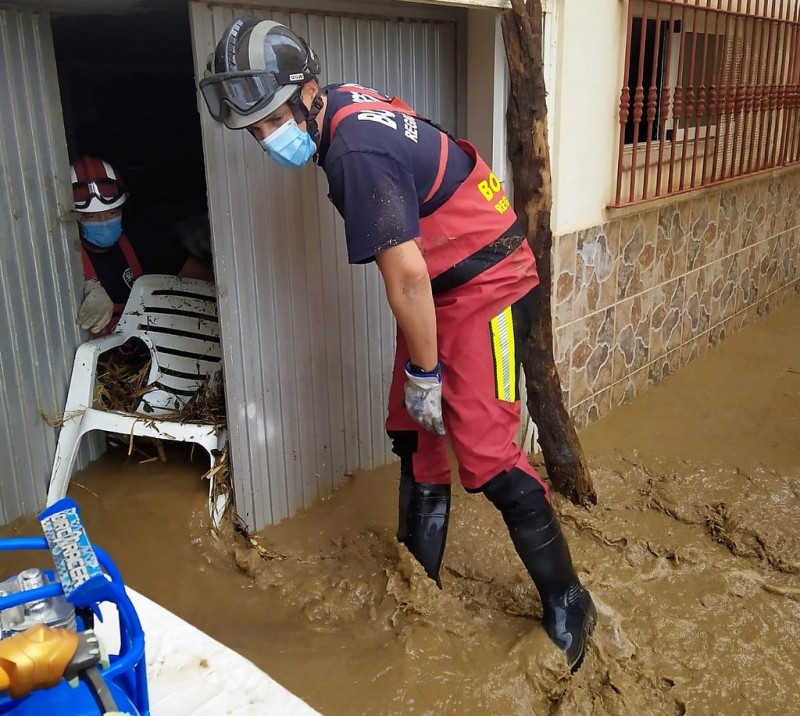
[80,216,123,248]
[259,119,316,168]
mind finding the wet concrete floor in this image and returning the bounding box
[2,294,799,715]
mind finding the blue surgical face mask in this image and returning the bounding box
[80,216,123,248]
[259,119,316,168]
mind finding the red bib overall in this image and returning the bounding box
[330,91,546,493]
[81,235,143,334]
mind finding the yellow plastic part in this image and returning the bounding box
[0,624,79,699]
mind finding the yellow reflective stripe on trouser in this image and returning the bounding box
[489,306,516,402]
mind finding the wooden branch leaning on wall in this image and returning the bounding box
[502,0,596,505]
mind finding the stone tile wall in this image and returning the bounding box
[553,168,800,430]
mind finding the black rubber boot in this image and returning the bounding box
[404,482,451,588]
[397,460,415,544]
[483,468,596,671]
[510,513,597,671]
[541,581,597,672]
[388,431,418,544]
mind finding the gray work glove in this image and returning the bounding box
[404,360,446,435]
[77,279,113,334]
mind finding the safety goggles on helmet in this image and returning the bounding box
[72,178,126,210]
[199,70,291,123]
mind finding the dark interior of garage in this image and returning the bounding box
[52,4,210,259]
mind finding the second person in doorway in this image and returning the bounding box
[72,155,214,335]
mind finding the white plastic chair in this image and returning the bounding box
[47,275,229,528]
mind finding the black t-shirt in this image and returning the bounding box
[317,84,474,264]
[83,219,188,305]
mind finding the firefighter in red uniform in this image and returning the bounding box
[71,156,213,335]
[200,18,596,670]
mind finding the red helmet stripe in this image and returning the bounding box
[71,155,127,212]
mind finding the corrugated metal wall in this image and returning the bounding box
[189,1,464,530]
[0,7,88,524]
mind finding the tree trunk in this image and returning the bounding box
[502,0,596,506]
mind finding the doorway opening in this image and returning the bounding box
[52,3,210,263]
[51,4,223,490]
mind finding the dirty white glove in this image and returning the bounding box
[77,279,113,334]
[404,360,446,435]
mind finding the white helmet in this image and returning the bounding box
[70,156,128,213]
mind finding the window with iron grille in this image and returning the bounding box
[613,0,800,207]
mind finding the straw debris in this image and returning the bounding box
[93,344,232,512]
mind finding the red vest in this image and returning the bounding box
[81,234,143,333]
[329,89,524,285]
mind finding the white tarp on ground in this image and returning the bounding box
[98,588,320,716]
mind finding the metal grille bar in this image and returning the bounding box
[613,0,800,207]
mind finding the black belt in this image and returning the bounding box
[430,219,526,295]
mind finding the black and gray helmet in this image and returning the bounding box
[199,17,321,130]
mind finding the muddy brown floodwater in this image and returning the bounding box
[2,294,799,715]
